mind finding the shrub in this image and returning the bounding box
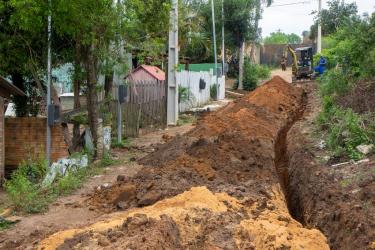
[178,86,191,104]
[233,60,271,91]
[317,105,371,160]
[4,157,50,213]
[210,84,218,99]
[4,153,118,214]
[319,69,350,97]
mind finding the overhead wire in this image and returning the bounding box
[266,0,315,7]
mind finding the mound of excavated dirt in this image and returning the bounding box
[38,76,329,249]
[40,187,328,250]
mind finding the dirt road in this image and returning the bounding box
[37,77,330,249]
[2,74,373,249]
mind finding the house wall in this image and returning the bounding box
[0,97,4,183]
[4,118,68,171]
[178,70,226,112]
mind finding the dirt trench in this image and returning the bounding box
[37,77,329,249]
[286,83,375,250]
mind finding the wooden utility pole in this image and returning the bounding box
[167,0,179,125]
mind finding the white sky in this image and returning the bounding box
[259,0,375,38]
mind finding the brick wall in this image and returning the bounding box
[0,97,4,182]
[5,118,68,170]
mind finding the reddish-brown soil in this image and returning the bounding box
[39,77,329,249]
[287,83,375,250]
[89,76,306,212]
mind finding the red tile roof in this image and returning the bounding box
[127,65,165,81]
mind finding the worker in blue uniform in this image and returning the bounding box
[315,56,327,75]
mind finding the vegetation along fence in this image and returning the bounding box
[110,80,167,139]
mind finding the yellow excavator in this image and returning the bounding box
[283,45,315,83]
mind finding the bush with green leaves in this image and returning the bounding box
[318,104,371,160]
[318,69,351,97]
[233,60,271,91]
[4,157,50,213]
[4,152,118,214]
[315,13,375,160]
[210,84,218,99]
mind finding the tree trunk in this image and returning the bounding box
[85,44,99,158]
[104,72,114,98]
[238,40,245,90]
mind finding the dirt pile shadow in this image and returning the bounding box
[39,77,329,249]
[286,83,375,250]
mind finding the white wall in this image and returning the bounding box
[177,70,225,112]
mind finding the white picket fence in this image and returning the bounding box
[177,70,225,112]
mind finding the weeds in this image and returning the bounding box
[4,153,119,214]
[100,153,120,167]
[0,218,14,231]
[112,139,133,149]
[210,84,218,99]
[177,113,197,126]
[317,68,373,160]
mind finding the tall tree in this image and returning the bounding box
[53,0,125,157]
[309,0,358,40]
[263,31,301,44]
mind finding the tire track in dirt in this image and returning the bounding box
[38,77,329,249]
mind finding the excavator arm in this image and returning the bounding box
[283,45,298,77]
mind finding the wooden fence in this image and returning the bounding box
[110,80,167,138]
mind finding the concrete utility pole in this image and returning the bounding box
[317,0,322,53]
[211,0,219,100]
[167,0,179,125]
[46,0,52,166]
[221,0,225,76]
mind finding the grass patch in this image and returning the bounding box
[4,153,119,214]
[316,69,374,160]
[112,139,133,150]
[0,218,14,231]
[177,113,197,126]
[99,153,121,168]
[340,178,351,188]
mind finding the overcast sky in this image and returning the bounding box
[259,0,375,38]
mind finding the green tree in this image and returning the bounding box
[263,31,301,44]
[309,0,358,40]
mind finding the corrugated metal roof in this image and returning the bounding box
[126,65,165,81]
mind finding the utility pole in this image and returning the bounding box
[211,0,219,100]
[46,0,52,166]
[167,0,179,125]
[221,0,225,76]
[317,0,322,53]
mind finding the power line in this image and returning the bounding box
[268,1,313,7]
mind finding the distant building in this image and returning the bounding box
[125,65,165,84]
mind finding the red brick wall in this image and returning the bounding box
[5,118,68,169]
[0,97,4,182]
